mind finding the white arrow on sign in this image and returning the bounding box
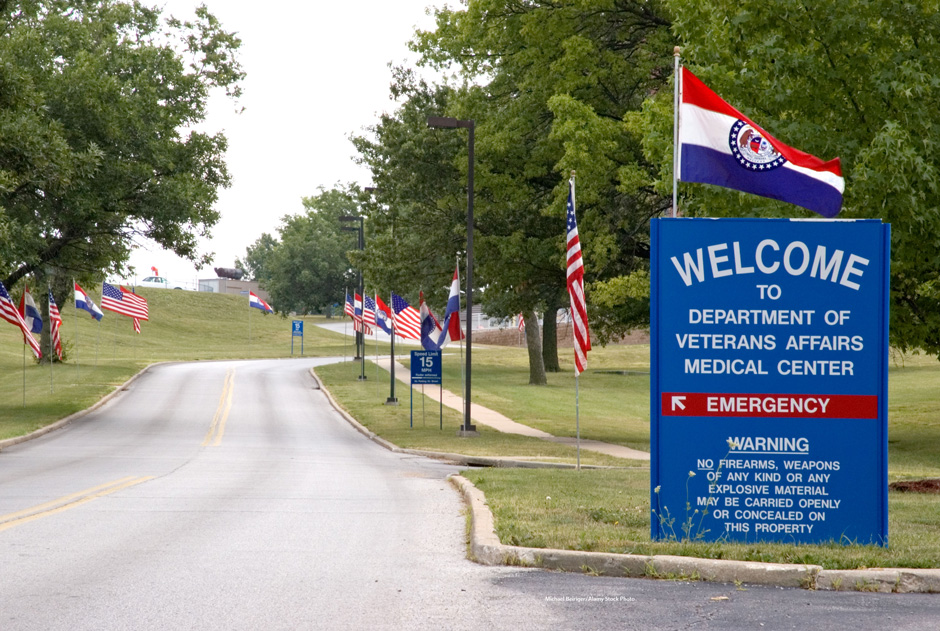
[671,395,686,411]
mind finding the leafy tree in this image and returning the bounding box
[352,70,475,305]
[236,232,277,284]
[631,0,940,355]
[262,188,359,315]
[400,0,674,379]
[0,0,243,347]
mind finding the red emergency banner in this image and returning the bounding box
[662,392,878,419]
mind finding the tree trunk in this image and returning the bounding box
[542,299,561,373]
[524,308,547,385]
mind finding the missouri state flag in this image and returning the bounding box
[678,67,844,217]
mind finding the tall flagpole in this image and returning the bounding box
[385,292,398,405]
[48,281,54,394]
[457,254,465,413]
[572,171,581,471]
[73,279,80,379]
[672,46,681,218]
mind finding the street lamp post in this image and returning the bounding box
[427,116,477,436]
[365,187,398,405]
[340,215,366,381]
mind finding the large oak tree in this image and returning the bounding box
[0,0,243,357]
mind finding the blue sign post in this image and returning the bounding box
[410,350,443,429]
[650,218,889,545]
[291,319,303,356]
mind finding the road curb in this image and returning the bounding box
[312,367,940,593]
[0,362,166,452]
[450,474,940,593]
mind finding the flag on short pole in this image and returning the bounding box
[18,285,43,334]
[74,282,104,320]
[677,66,844,217]
[353,292,371,334]
[517,314,525,331]
[374,295,393,335]
[566,175,591,374]
[102,283,149,331]
[344,291,355,319]
[419,291,443,351]
[390,293,421,340]
[49,291,63,360]
[436,266,465,348]
[249,291,273,313]
[363,294,378,328]
[0,281,42,358]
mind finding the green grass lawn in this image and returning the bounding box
[460,467,940,570]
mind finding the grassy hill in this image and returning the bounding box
[0,286,363,439]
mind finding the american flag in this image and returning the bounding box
[101,282,149,321]
[344,291,355,318]
[0,281,42,359]
[518,314,525,331]
[363,294,377,328]
[390,293,421,340]
[49,291,63,359]
[566,176,591,374]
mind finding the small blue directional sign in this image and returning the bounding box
[410,350,442,385]
[650,218,889,545]
[292,320,304,336]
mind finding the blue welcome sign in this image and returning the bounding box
[650,218,890,544]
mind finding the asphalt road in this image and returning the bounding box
[1,358,938,630]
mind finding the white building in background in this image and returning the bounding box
[198,277,270,303]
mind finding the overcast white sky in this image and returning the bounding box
[127,0,444,285]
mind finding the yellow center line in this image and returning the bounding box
[0,475,154,533]
[202,368,235,447]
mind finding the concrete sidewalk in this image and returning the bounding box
[373,357,650,461]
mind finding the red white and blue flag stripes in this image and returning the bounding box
[363,294,378,328]
[391,293,421,340]
[74,282,103,321]
[102,283,149,320]
[374,295,393,335]
[49,291,63,360]
[436,266,465,348]
[419,291,443,351]
[0,280,42,358]
[678,67,844,217]
[353,293,371,335]
[249,291,273,313]
[566,175,591,375]
[18,285,42,334]
[344,291,355,319]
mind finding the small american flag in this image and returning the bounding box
[391,293,421,340]
[517,314,525,331]
[344,291,355,318]
[363,294,377,327]
[566,176,591,374]
[0,281,42,358]
[101,282,149,322]
[49,291,63,359]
